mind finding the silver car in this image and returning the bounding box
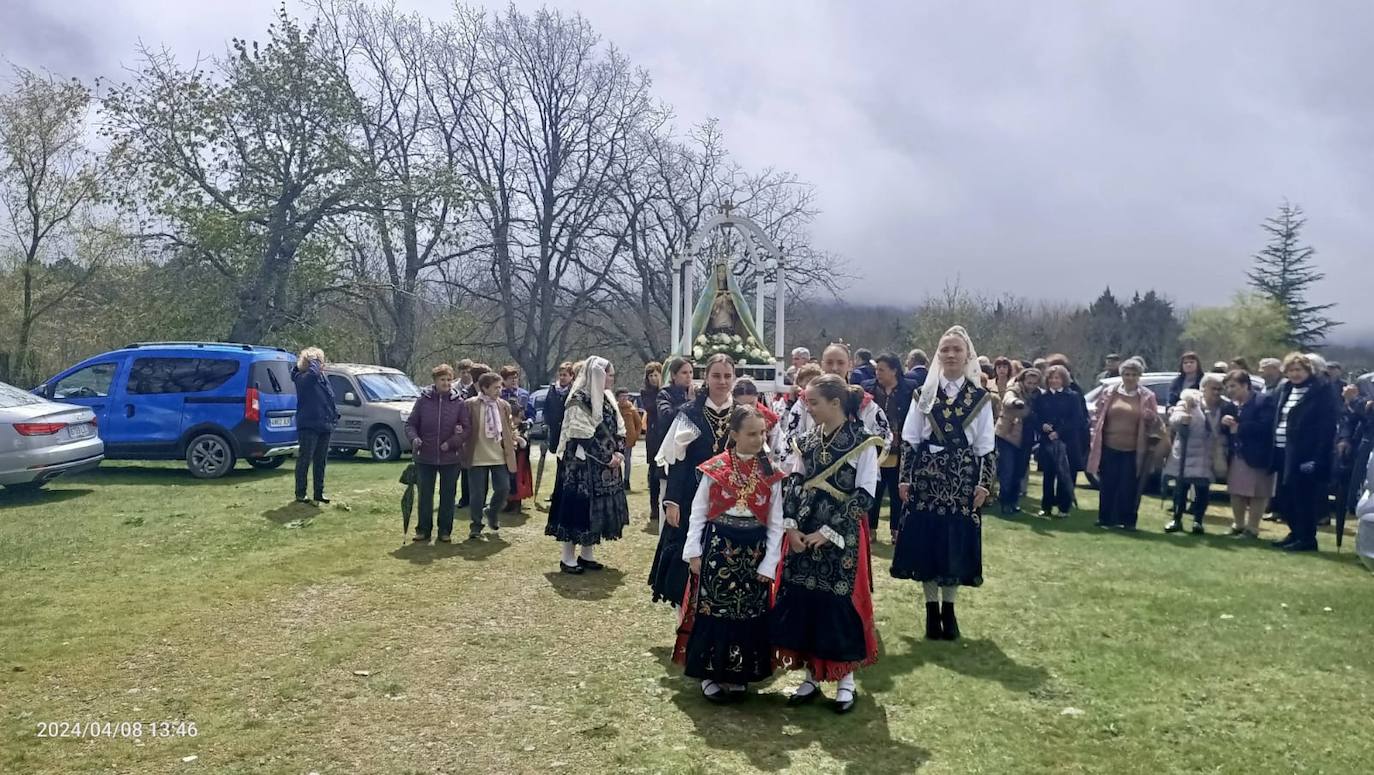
[0,380,104,491]
[321,364,421,461]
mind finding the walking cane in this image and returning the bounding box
[533,438,549,511]
[1172,420,1192,519]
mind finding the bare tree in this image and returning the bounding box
[427,5,656,383]
[0,67,113,386]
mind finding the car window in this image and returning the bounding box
[357,373,421,402]
[0,380,44,408]
[1147,383,1170,404]
[327,375,354,399]
[53,362,118,399]
[127,358,240,394]
[250,360,296,395]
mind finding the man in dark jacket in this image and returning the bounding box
[905,348,929,385]
[850,348,877,386]
[863,352,917,536]
[543,362,575,453]
[291,350,338,504]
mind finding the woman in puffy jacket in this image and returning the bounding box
[1162,374,1225,534]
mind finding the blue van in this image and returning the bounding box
[34,342,299,478]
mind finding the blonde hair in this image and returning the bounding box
[1281,352,1314,376]
[297,346,325,371]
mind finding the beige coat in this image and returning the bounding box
[463,396,518,470]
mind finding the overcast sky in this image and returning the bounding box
[4,0,1371,340]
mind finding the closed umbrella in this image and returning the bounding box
[399,463,417,538]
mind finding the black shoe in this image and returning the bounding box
[295,496,310,504]
[1271,534,1297,548]
[468,527,483,540]
[940,602,960,641]
[487,516,501,531]
[1164,519,1183,533]
[787,681,823,707]
[1227,526,1245,536]
[726,685,749,703]
[702,682,730,704]
[1037,509,1052,518]
[1095,521,1113,530]
[650,505,661,522]
[924,602,943,641]
[832,689,857,715]
[578,558,605,571]
[1191,522,1205,535]
[1283,540,1318,553]
[314,495,330,504]
[559,562,584,574]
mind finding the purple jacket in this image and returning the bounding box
[405,386,472,467]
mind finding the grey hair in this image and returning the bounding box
[1259,357,1281,369]
[1305,353,1327,373]
[1119,357,1147,375]
[1200,372,1225,389]
[791,347,811,359]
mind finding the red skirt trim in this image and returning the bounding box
[507,447,534,501]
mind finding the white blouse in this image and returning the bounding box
[682,468,786,578]
[780,393,892,465]
[901,377,996,456]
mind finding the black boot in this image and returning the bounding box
[940,602,960,641]
[924,602,943,640]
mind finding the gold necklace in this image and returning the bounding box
[705,406,731,452]
[817,422,843,466]
[727,452,760,505]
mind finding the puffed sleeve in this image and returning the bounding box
[681,476,713,562]
[757,480,785,576]
[902,396,926,447]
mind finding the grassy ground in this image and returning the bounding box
[1,449,1371,775]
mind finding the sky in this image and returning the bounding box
[3,0,1371,341]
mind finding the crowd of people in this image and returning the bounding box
[281,332,1373,713]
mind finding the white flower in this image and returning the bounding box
[693,347,704,358]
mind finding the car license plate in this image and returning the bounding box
[67,423,94,440]
[268,416,292,429]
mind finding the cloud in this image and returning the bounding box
[5,0,1370,340]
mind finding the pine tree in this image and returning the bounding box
[1247,201,1337,349]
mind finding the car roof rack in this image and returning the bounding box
[126,341,290,354]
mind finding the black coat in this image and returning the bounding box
[663,394,726,509]
[863,377,917,442]
[1271,377,1338,480]
[291,364,338,432]
[543,385,570,451]
[1032,389,1090,471]
[905,365,929,385]
[1168,372,1202,408]
[1221,391,1275,471]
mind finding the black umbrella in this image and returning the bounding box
[533,439,550,511]
[399,463,417,538]
[1170,420,1192,520]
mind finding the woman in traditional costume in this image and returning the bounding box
[890,326,996,642]
[673,406,785,703]
[545,357,631,574]
[650,355,737,606]
[771,374,881,714]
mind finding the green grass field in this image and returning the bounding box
[2,452,1371,774]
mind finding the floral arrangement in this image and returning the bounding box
[693,333,773,364]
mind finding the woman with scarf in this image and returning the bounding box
[545,357,631,573]
[1034,365,1089,518]
[890,326,996,641]
[464,373,518,539]
[771,374,881,714]
[650,354,736,607]
[673,406,785,703]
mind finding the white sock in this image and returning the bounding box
[922,581,940,603]
[794,668,818,696]
[579,544,595,562]
[941,585,958,603]
[837,672,856,699]
[560,542,576,566]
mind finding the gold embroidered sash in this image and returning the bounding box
[802,435,884,501]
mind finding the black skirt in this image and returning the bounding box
[649,517,690,606]
[890,445,984,587]
[545,453,629,545]
[769,583,867,665]
[676,519,773,684]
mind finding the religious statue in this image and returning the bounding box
[705,259,743,335]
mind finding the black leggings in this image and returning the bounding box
[295,429,331,499]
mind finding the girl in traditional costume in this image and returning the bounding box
[771,374,882,714]
[545,357,631,574]
[890,326,996,641]
[673,406,785,702]
[650,354,737,607]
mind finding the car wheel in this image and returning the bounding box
[247,456,287,470]
[330,447,359,458]
[186,433,235,479]
[369,428,401,462]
